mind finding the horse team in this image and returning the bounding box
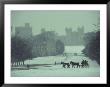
[60,60,89,68]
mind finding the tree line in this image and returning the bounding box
[82,31,100,65]
[11,32,64,66]
[11,28,100,66]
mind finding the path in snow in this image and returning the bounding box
[11,46,100,77]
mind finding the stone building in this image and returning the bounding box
[15,23,32,39]
[32,29,57,57]
[58,26,84,46]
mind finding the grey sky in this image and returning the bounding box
[11,10,100,35]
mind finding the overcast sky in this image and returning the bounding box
[11,10,100,35]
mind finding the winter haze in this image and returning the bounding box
[11,10,99,35]
[11,10,100,77]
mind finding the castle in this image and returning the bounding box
[32,28,57,57]
[12,23,84,57]
[12,23,84,46]
[58,26,84,45]
[14,23,32,39]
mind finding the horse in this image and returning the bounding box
[70,61,80,68]
[61,62,70,68]
[81,60,85,68]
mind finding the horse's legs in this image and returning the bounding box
[63,65,65,68]
[64,64,66,68]
[76,65,78,68]
[68,65,70,68]
[78,65,80,68]
[63,64,65,68]
[67,65,69,68]
[82,65,83,68]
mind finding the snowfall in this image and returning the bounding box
[11,46,100,77]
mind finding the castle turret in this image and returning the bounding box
[41,28,46,33]
[77,26,84,45]
[15,23,32,39]
[65,27,72,35]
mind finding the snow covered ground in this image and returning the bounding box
[11,46,100,77]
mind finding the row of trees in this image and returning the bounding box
[82,30,100,65]
[11,37,32,66]
[32,33,64,57]
[11,33,64,66]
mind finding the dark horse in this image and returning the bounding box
[70,61,80,68]
[61,62,70,68]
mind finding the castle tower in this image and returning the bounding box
[77,26,84,45]
[65,27,72,35]
[41,28,46,33]
[65,27,73,45]
[77,26,84,34]
[15,23,32,39]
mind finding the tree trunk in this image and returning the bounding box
[18,61,20,66]
[15,62,16,66]
[21,61,23,66]
[20,61,22,66]
[23,61,24,65]
[17,62,18,66]
[11,63,13,67]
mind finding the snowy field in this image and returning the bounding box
[11,46,100,77]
